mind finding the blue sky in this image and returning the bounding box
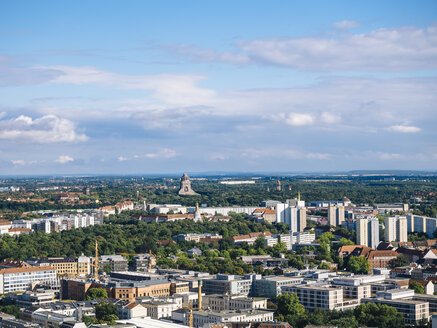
[0,1,436,174]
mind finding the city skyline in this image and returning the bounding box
[1,1,437,174]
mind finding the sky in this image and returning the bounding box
[0,1,437,175]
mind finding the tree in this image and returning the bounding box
[318,262,330,270]
[347,256,370,274]
[395,254,410,267]
[353,303,405,328]
[103,264,112,274]
[338,238,354,247]
[409,281,424,294]
[86,288,108,300]
[95,302,119,324]
[276,293,305,326]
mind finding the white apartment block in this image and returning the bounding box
[275,200,306,233]
[385,216,407,242]
[356,216,380,248]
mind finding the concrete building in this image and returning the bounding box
[275,199,306,233]
[385,216,408,242]
[406,215,427,234]
[187,309,274,328]
[0,262,57,293]
[254,276,303,298]
[202,294,267,312]
[202,274,256,296]
[361,297,429,324]
[356,216,380,248]
[426,218,437,238]
[282,285,344,311]
[100,255,129,272]
[328,205,345,227]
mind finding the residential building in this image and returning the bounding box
[275,199,306,233]
[356,216,380,248]
[385,216,408,242]
[328,205,345,227]
[426,218,437,238]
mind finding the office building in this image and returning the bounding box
[0,262,57,293]
[282,285,344,311]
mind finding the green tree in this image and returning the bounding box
[353,303,405,328]
[86,288,108,300]
[338,238,354,247]
[276,293,305,326]
[95,302,119,324]
[395,254,410,267]
[318,262,330,270]
[347,256,370,274]
[103,264,112,274]
[409,281,424,294]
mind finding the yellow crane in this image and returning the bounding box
[188,280,202,328]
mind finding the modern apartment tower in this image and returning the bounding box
[275,197,306,233]
[385,216,407,242]
[328,205,345,227]
[356,216,380,248]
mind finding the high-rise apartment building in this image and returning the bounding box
[328,205,345,227]
[356,217,380,248]
[275,198,306,233]
[385,216,407,242]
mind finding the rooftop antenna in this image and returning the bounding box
[298,191,301,201]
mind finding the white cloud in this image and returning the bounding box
[144,148,176,159]
[184,24,437,72]
[11,159,26,166]
[285,113,314,126]
[0,114,88,143]
[388,125,421,133]
[378,152,405,160]
[164,44,251,65]
[55,155,74,164]
[118,148,177,162]
[42,65,217,106]
[320,112,341,124]
[332,20,361,30]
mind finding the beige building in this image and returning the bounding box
[187,309,274,328]
[328,205,344,226]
